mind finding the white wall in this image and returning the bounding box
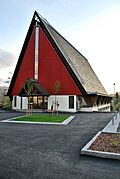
[80,107,93,112]
[80,103,111,112]
[48,95,77,112]
[97,103,111,112]
[12,95,111,112]
[22,97,28,109]
[12,96,28,110]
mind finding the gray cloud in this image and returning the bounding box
[0,49,16,68]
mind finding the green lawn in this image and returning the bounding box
[14,114,69,123]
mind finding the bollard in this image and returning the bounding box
[117,112,118,119]
[115,112,117,120]
[119,108,120,118]
[112,117,114,125]
[114,111,118,120]
[117,111,119,120]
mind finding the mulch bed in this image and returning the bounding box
[89,132,120,154]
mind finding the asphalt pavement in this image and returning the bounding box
[0,110,25,121]
[0,111,120,179]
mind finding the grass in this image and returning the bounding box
[13,114,69,123]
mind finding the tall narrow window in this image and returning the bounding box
[20,97,22,109]
[14,96,17,107]
[69,96,74,109]
[34,23,39,79]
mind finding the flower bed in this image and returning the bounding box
[89,132,120,154]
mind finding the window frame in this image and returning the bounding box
[14,96,17,107]
[69,96,74,109]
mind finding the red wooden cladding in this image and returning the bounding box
[11,28,35,95]
[11,26,81,96]
[38,27,81,95]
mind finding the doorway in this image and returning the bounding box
[29,96,48,109]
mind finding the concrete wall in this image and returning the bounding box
[97,103,111,112]
[80,103,111,112]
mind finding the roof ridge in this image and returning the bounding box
[36,11,50,25]
[35,11,89,62]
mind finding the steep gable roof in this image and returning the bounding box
[37,12,107,95]
[7,11,108,97]
[19,78,49,96]
[7,15,36,96]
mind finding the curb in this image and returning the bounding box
[81,114,120,160]
[62,116,75,125]
[81,131,120,160]
[102,113,120,132]
[0,115,75,125]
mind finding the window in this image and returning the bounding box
[69,96,74,109]
[14,96,17,107]
[34,26,39,79]
[20,97,22,109]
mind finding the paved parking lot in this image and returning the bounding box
[0,110,25,121]
[0,111,120,179]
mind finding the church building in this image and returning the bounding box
[7,11,112,112]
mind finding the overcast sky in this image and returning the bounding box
[0,0,120,94]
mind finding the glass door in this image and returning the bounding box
[29,96,48,109]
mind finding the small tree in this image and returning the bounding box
[23,80,34,115]
[53,80,60,115]
[23,80,33,96]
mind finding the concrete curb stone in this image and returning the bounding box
[0,115,75,125]
[81,113,120,160]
